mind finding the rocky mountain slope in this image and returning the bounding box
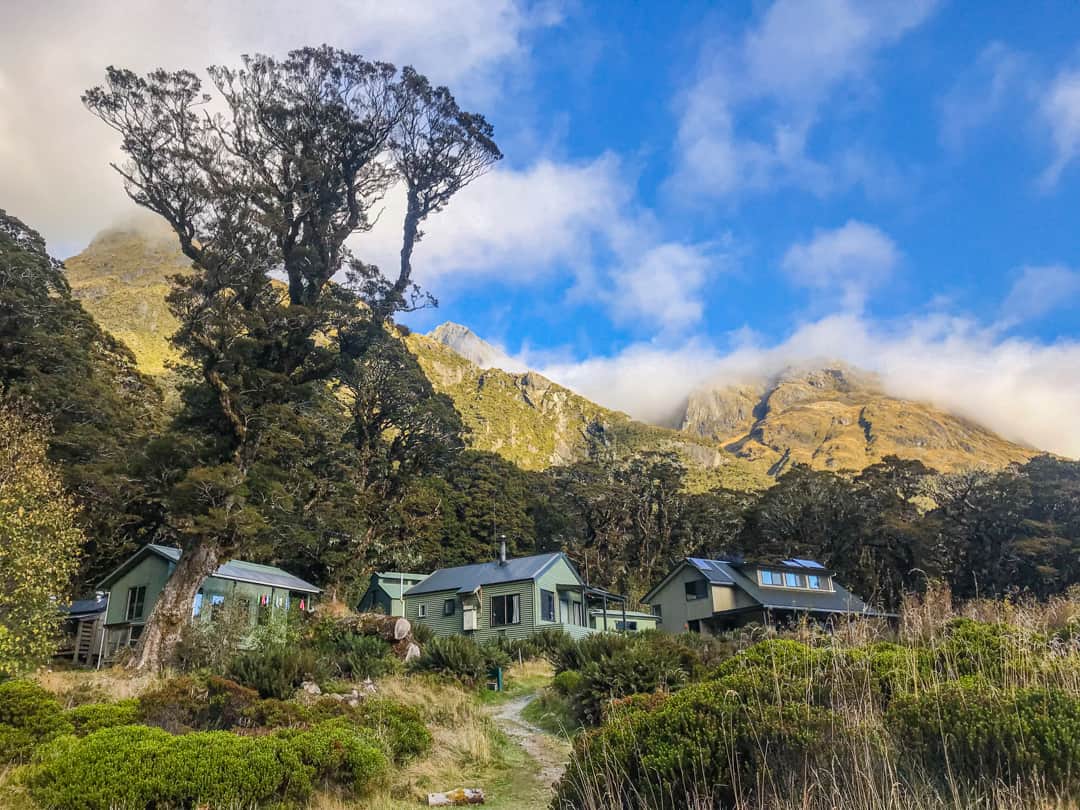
[681,364,1034,474]
[406,330,771,488]
[62,226,1036,484]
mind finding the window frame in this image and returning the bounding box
[125,585,147,621]
[491,593,522,627]
[684,579,708,601]
[443,598,456,617]
[540,589,556,622]
[418,603,427,619]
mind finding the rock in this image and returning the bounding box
[301,681,322,696]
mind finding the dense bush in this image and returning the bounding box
[65,699,140,735]
[552,669,583,697]
[25,721,389,809]
[554,678,836,810]
[137,675,259,733]
[310,697,431,762]
[313,626,396,680]
[889,678,1080,790]
[411,635,509,685]
[574,640,690,725]
[0,680,73,762]
[549,631,630,674]
[228,642,326,699]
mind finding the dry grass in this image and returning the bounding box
[558,587,1080,810]
[32,666,162,706]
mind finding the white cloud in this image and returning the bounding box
[1002,264,1080,324]
[0,0,559,255]
[354,154,724,332]
[608,243,715,332]
[533,312,1080,458]
[940,43,1027,151]
[353,155,627,284]
[1039,65,1080,188]
[670,0,939,199]
[781,220,899,309]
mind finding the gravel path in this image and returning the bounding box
[489,694,570,791]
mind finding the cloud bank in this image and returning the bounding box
[533,313,1080,459]
[0,0,558,254]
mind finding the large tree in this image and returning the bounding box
[83,46,500,670]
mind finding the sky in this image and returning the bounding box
[2,0,1080,456]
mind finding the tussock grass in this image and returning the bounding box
[556,587,1080,810]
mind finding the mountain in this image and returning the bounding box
[428,322,526,372]
[681,364,1034,475]
[62,226,1037,483]
[64,223,189,377]
[406,330,772,489]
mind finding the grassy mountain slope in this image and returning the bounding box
[406,331,773,490]
[64,224,189,376]
[62,227,1037,484]
[682,365,1035,474]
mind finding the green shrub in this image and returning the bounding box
[574,641,690,725]
[552,669,583,696]
[317,631,396,680]
[411,635,507,685]
[25,721,390,810]
[554,678,836,810]
[136,675,258,733]
[549,632,631,674]
[935,618,1029,680]
[410,622,435,645]
[0,680,73,762]
[65,700,140,735]
[888,679,1080,790]
[277,721,389,797]
[334,698,431,763]
[240,697,313,729]
[228,642,326,699]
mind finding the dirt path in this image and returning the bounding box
[489,694,571,791]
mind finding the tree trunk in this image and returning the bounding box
[354,613,412,642]
[128,542,220,672]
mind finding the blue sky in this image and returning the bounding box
[3,0,1079,454]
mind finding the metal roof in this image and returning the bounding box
[404,552,571,597]
[372,572,430,601]
[63,595,108,617]
[99,544,321,594]
[645,556,888,617]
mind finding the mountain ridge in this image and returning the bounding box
[62,227,1038,482]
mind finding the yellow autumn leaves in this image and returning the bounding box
[0,402,84,677]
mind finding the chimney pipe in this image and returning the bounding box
[499,535,507,565]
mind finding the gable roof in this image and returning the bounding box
[404,552,572,597]
[97,544,321,594]
[370,572,430,601]
[644,556,889,617]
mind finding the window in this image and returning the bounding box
[541,590,555,622]
[685,579,708,600]
[125,586,146,621]
[209,594,226,621]
[418,604,427,619]
[652,604,662,618]
[807,575,824,590]
[491,594,521,626]
[192,591,204,618]
[784,572,804,588]
[571,600,583,626]
[616,620,638,631]
[687,619,701,633]
[760,570,783,586]
[443,598,456,616]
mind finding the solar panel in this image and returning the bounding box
[793,558,826,569]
